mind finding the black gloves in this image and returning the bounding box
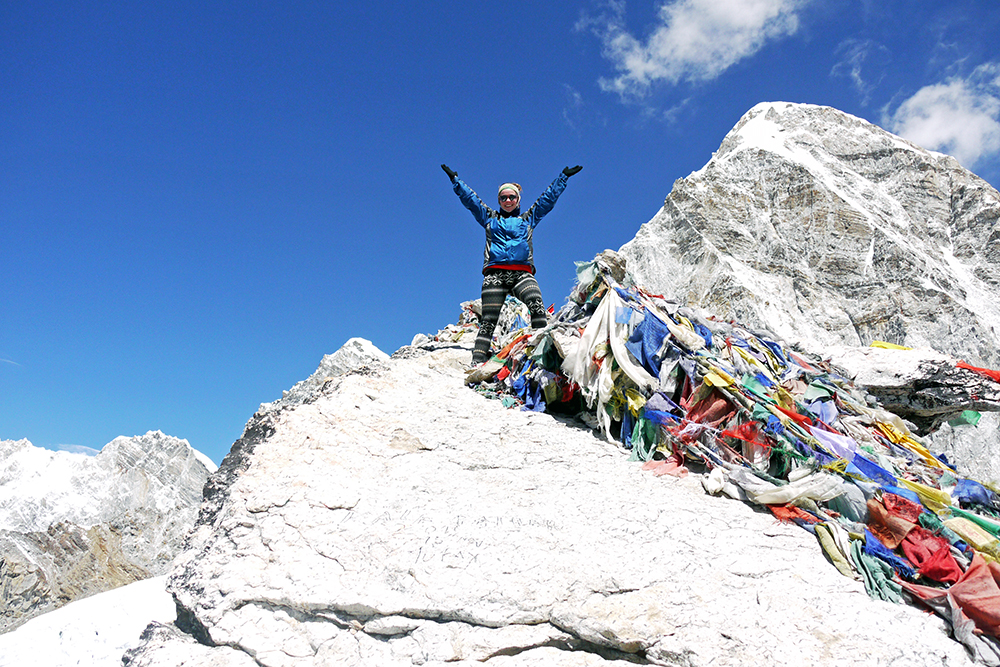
[445,163,580,181]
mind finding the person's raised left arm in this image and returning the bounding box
[526,166,582,227]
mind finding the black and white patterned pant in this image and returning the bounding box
[473,269,547,363]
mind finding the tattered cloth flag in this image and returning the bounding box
[457,250,1000,657]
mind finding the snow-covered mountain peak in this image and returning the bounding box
[622,101,1000,366]
[256,336,391,417]
[722,101,924,161]
[0,430,213,534]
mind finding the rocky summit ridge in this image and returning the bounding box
[123,335,976,667]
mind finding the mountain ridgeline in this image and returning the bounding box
[621,102,1000,366]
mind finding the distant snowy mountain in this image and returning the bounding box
[620,101,1000,366]
[0,431,215,534]
[0,431,215,633]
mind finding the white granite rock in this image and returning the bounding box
[259,337,392,418]
[125,340,975,667]
[929,412,1000,487]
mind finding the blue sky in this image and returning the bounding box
[3,0,999,464]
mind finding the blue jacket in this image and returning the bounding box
[452,172,569,274]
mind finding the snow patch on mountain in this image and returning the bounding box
[0,576,174,667]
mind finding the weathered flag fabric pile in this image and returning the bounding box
[454,250,1000,664]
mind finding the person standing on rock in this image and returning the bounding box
[441,163,582,365]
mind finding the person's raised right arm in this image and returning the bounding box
[442,163,489,228]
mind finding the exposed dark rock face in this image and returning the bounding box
[0,522,149,630]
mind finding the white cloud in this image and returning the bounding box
[57,444,100,456]
[832,39,887,105]
[661,97,693,123]
[562,84,585,130]
[581,0,808,98]
[886,64,1000,168]
[561,83,608,131]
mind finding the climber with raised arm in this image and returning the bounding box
[441,163,582,366]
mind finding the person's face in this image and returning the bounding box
[499,189,520,213]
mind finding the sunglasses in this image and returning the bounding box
[499,194,519,202]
